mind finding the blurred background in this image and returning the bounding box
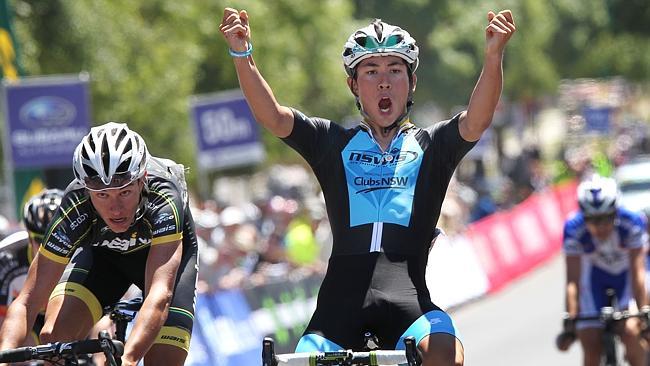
[0,0,649,365]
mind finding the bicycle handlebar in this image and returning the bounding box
[263,336,420,366]
[569,307,650,323]
[274,350,410,365]
[104,297,143,315]
[0,336,124,364]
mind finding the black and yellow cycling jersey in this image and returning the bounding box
[42,156,198,352]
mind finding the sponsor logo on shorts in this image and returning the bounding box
[160,335,186,344]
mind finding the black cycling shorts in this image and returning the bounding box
[51,241,197,352]
[298,253,457,351]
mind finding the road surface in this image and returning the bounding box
[451,253,582,365]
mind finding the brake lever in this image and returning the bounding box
[98,330,121,366]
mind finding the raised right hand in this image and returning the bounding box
[219,8,250,53]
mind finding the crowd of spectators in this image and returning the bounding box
[191,142,562,293]
[191,165,332,294]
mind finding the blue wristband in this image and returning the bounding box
[229,42,253,58]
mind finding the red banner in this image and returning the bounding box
[465,181,578,292]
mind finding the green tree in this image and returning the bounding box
[9,0,357,189]
[8,0,650,186]
[198,0,357,163]
[352,0,650,109]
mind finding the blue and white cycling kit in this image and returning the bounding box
[283,109,474,351]
[563,208,648,329]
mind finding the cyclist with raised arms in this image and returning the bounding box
[220,8,515,365]
[0,189,63,346]
[0,122,198,366]
[556,174,648,366]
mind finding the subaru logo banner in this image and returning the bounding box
[190,90,265,171]
[2,74,90,168]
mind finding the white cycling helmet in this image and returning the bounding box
[577,174,619,216]
[73,122,149,191]
[342,19,419,77]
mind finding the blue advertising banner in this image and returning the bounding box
[582,106,611,134]
[3,74,90,168]
[190,90,265,171]
[186,274,322,366]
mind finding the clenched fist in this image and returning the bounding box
[485,10,516,55]
[219,8,251,53]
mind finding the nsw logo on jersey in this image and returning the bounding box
[353,175,410,193]
[347,149,418,167]
[342,132,423,227]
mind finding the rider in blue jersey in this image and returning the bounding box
[220,8,515,366]
[557,174,648,366]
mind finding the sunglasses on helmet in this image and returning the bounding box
[84,171,138,192]
[353,33,405,50]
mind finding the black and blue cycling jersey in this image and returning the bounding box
[283,108,474,257]
[283,108,475,351]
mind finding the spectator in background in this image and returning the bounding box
[218,222,260,289]
[505,146,547,203]
[207,206,259,291]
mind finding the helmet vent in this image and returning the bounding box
[100,135,111,177]
[117,160,131,174]
[372,19,384,42]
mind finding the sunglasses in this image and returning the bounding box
[354,33,405,50]
[584,213,616,225]
[84,171,137,192]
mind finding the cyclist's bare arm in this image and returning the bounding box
[219,8,294,138]
[0,254,64,352]
[121,239,182,365]
[460,10,515,142]
[629,247,648,308]
[564,255,581,317]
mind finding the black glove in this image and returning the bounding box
[555,315,576,351]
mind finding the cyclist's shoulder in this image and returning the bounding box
[616,207,645,225]
[290,107,353,135]
[141,157,189,226]
[145,157,188,196]
[61,180,92,205]
[424,112,464,132]
[564,211,585,227]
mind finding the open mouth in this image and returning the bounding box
[378,97,392,113]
